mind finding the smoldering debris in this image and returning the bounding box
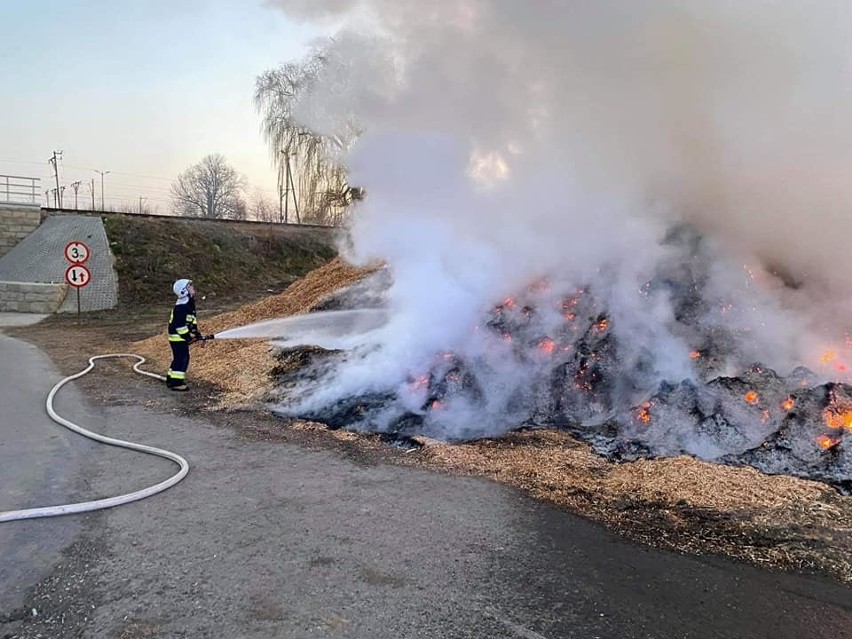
[270,231,851,492]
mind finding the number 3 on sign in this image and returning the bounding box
[65,264,91,288]
[64,241,90,264]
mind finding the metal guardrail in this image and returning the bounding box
[1,174,40,205]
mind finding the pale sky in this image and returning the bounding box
[0,0,329,212]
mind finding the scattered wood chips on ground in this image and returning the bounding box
[132,256,852,582]
[132,257,379,402]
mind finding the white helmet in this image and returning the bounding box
[173,278,192,298]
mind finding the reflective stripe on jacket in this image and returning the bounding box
[168,298,198,342]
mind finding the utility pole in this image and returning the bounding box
[48,150,63,208]
[90,179,95,209]
[44,190,50,206]
[278,151,286,223]
[286,153,300,224]
[280,149,300,224]
[138,196,146,215]
[95,170,110,211]
[70,181,82,210]
[50,188,58,208]
[283,151,290,224]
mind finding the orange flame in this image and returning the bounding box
[744,391,759,405]
[634,402,652,424]
[594,318,609,333]
[781,397,795,411]
[564,312,576,322]
[817,435,841,450]
[504,297,516,310]
[430,400,444,410]
[690,351,702,359]
[824,409,852,432]
[538,338,556,355]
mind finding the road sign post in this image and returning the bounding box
[64,241,91,323]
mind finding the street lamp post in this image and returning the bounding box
[95,170,110,211]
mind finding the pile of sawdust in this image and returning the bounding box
[131,257,379,401]
[132,256,852,581]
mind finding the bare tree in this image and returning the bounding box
[249,189,278,222]
[254,47,362,226]
[171,154,247,219]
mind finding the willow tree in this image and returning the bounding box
[254,49,361,226]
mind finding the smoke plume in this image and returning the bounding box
[266,1,852,445]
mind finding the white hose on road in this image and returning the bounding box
[0,354,189,523]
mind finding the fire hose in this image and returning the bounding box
[0,352,194,523]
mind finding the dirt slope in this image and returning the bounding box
[103,214,338,307]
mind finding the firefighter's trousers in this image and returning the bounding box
[167,340,190,387]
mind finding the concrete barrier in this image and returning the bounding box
[0,205,42,258]
[0,281,68,313]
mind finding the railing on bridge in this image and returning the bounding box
[0,174,40,206]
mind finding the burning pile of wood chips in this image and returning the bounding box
[132,257,852,582]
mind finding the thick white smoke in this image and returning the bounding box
[267,1,852,437]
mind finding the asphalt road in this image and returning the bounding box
[1,329,850,639]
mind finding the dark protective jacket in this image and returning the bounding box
[168,298,201,343]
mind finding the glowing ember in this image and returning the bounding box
[634,402,652,424]
[824,409,852,432]
[564,311,576,322]
[821,350,838,365]
[781,397,795,411]
[744,391,759,405]
[538,338,556,355]
[817,435,841,450]
[690,351,702,359]
[593,318,609,333]
[502,332,512,343]
[430,400,444,410]
[503,297,516,310]
[409,375,429,391]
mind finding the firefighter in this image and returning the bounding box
[166,278,208,391]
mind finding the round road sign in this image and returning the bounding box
[64,241,90,264]
[65,264,92,288]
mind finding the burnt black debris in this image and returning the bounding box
[271,229,851,492]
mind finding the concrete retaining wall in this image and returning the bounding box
[0,281,68,313]
[0,205,42,258]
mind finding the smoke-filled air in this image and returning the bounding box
[258,0,852,488]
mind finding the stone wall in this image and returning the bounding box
[0,205,42,258]
[0,281,68,313]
